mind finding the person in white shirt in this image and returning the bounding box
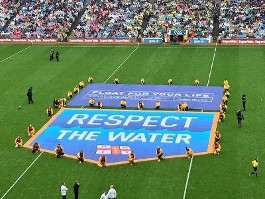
[100,191,108,199]
[61,182,68,199]
[106,185,117,199]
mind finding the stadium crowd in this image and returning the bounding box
[0,0,21,33]
[1,0,264,41]
[3,0,85,39]
[219,0,265,39]
[73,0,151,38]
[143,0,215,38]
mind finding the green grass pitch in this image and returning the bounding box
[0,44,264,199]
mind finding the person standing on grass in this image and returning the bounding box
[50,48,54,61]
[241,94,246,111]
[236,109,244,127]
[73,181,80,199]
[249,158,259,177]
[27,87,34,104]
[56,51,59,61]
[106,185,117,199]
[100,191,108,199]
[61,182,68,199]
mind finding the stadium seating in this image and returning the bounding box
[143,0,215,38]
[73,0,152,39]
[219,0,265,39]
[0,0,264,40]
[5,0,85,39]
[0,0,20,36]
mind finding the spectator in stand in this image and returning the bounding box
[6,0,85,39]
[0,0,20,36]
[143,0,214,40]
[2,0,263,41]
[73,0,152,39]
[219,0,265,40]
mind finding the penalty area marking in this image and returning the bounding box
[0,152,43,199]
[182,42,218,199]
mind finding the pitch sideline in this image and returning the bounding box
[0,43,139,198]
[0,152,43,199]
[0,45,31,63]
[182,42,218,199]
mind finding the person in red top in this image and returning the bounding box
[128,151,136,165]
[215,131,221,143]
[219,111,225,122]
[219,103,227,113]
[98,154,107,167]
[213,142,221,155]
[15,136,23,147]
[32,142,41,153]
[55,144,64,158]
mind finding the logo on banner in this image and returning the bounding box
[96,145,132,155]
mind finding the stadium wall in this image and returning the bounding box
[0,38,264,45]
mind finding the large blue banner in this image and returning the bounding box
[25,109,218,165]
[68,83,223,111]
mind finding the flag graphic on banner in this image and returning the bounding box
[96,145,131,155]
[96,145,112,154]
[120,146,132,154]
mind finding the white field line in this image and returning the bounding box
[0,45,31,63]
[103,45,139,83]
[0,152,43,199]
[0,44,139,198]
[207,42,218,86]
[0,45,37,199]
[182,42,218,199]
[182,156,194,199]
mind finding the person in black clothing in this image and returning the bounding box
[49,48,54,61]
[236,110,244,127]
[56,51,59,61]
[241,94,246,111]
[27,87,33,104]
[53,99,59,108]
[73,181,80,199]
